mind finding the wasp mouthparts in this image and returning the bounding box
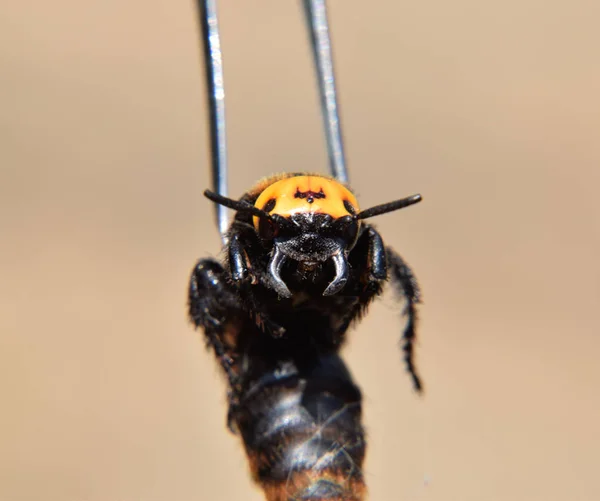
[323,252,349,296]
[268,246,292,298]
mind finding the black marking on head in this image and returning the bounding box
[294,188,326,204]
[262,198,276,212]
[343,200,356,215]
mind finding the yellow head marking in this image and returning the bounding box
[253,175,359,230]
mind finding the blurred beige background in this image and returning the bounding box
[1,0,599,500]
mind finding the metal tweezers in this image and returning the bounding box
[197,0,349,243]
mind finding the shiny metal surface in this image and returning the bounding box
[199,0,349,243]
[198,0,229,242]
[302,0,349,184]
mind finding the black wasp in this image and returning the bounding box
[191,1,424,499]
[188,173,423,499]
[189,172,423,400]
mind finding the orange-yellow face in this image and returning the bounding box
[252,175,359,231]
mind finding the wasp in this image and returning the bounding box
[189,172,422,397]
[191,2,424,499]
[188,173,422,500]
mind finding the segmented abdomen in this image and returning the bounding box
[232,354,366,501]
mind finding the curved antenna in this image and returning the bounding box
[356,194,422,220]
[198,0,229,243]
[302,0,349,184]
[204,190,271,220]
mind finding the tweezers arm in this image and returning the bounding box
[197,0,229,242]
[302,0,349,184]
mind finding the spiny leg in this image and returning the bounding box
[227,230,286,337]
[366,226,387,281]
[188,258,243,389]
[386,248,423,392]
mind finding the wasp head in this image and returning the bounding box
[204,174,421,299]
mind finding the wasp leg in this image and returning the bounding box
[228,233,252,282]
[227,231,286,338]
[238,282,287,338]
[386,248,423,392]
[366,226,387,281]
[337,226,422,391]
[188,259,243,391]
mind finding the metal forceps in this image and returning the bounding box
[197,0,349,243]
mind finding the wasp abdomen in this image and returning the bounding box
[233,355,366,501]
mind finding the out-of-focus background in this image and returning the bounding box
[2,0,599,500]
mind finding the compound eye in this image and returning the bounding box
[334,215,359,247]
[343,220,359,246]
[258,217,278,240]
[343,200,357,215]
[262,199,276,213]
[256,198,278,240]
